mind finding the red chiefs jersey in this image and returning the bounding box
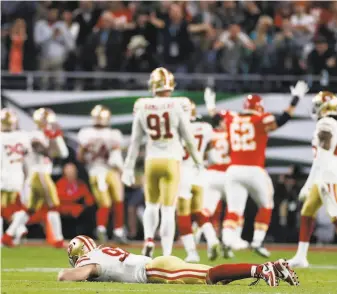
[207,129,231,172]
[226,112,275,167]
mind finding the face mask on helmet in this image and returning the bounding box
[317,99,337,119]
[312,91,336,120]
[91,105,111,127]
[68,235,97,267]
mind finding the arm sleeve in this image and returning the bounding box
[275,111,291,127]
[178,109,202,165]
[50,136,69,159]
[123,111,144,170]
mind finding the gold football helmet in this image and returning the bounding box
[91,105,111,126]
[148,67,175,95]
[33,108,56,129]
[1,108,18,131]
[317,98,337,118]
[312,91,336,119]
[68,235,97,267]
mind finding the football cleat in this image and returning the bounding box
[185,250,200,263]
[273,259,300,286]
[114,234,129,245]
[13,225,28,245]
[1,233,15,247]
[252,245,271,258]
[221,244,235,259]
[251,262,279,287]
[96,226,108,243]
[207,243,220,261]
[232,238,249,250]
[142,239,155,258]
[288,257,309,268]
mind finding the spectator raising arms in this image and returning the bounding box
[34,8,75,89]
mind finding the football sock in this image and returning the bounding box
[6,210,29,237]
[208,263,259,284]
[201,222,219,248]
[296,242,310,260]
[222,212,239,246]
[96,207,110,228]
[0,216,3,239]
[299,215,315,242]
[236,215,244,238]
[47,211,64,242]
[14,225,28,245]
[210,201,222,234]
[112,201,124,229]
[177,215,193,235]
[143,202,160,240]
[252,208,272,247]
[160,205,176,256]
[252,229,267,248]
[192,211,209,227]
[181,233,197,253]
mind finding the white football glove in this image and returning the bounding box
[204,87,216,111]
[122,169,135,187]
[290,80,309,99]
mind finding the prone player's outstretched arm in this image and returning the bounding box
[57,264,98,282]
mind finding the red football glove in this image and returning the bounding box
[43,122,63,139]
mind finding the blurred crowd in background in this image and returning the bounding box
[1,0,337,90]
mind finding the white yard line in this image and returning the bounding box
[3,264,337,273]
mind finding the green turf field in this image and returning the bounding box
[1,245,337,294]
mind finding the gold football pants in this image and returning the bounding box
[24,172,59,211]
[89,169,123,208]
[1,191,18,208]
[145,159,180,206]
[146,256,211,284]
[177,185,203,216]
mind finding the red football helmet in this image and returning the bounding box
[243,94,264,114]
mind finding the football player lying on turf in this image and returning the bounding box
[58,235,299,287]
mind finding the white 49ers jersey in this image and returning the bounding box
[182,122,213,167]
[25,130,53,175]
[314,117,337,180]
[1,131,31,191]
[78,127,123,176]
[132,97,192,161]
[75,247,151,283]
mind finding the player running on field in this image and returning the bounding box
[289,92,337,268]
[204,81,309,258]
[177,101,220,263]
[122,67,202,257]
[59,235,299,287]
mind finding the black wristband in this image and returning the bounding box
[291,96,300,106]
[276,111,291,127]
